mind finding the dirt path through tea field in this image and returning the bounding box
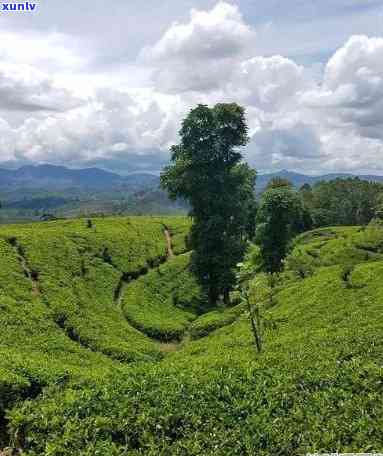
[164,227,174,258]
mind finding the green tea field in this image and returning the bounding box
[1,217,383,455]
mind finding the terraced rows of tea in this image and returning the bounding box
[0,217,194,419]
[2,218,383,455]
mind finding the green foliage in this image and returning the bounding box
[374,192,383,220]
[236,253,278,353]
[0,217,173,362]
[306,177,383,227]
[340,263,354,288]
[189,303,245,339]
[284,247,315,279]
[7,226,383,454]
[255,187,308,272]
[0,215,192,441]
[122,253,204,341]
[286,225,383,273]
[161,103,256,304]
[266,176,294,190]
[3,221,383,454]
[0,235,127,445]
[160,216,192,255]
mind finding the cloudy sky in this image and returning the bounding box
[0,0,383,175]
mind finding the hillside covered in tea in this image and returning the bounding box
[0,217,383,455]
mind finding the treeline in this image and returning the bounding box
[255,176,383,273]
[299,177,383,227]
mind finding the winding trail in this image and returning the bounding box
[114,274,130,307]
[164,227,174,258]
[113,226,188,352]
[114,226,175,307]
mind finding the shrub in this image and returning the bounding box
[190,304,245,339]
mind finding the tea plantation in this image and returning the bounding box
[1,218,383,455]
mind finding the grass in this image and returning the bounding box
[2,221,383,454]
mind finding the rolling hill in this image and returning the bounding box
[0,164,160,192]
[0,165,184,221]
[1,216,383,454]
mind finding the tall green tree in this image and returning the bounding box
[255,186,307,273]
[161,103,256,305]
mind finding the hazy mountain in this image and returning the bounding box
[256,170,383,192]
[0,164,160,192]
[2,165,383,203]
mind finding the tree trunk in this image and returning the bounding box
[223,289,230,306]
[244,290,262,353]
[208,287,219,307]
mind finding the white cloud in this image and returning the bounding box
[141,2,255,93]
[2,88,176,167]
[0,31,86,71]
[246,122,323,171]
[232,55,312,110]
[144,2,253,61]
[0,2,383,176]
[302,35,383,140]
[0,62,82,112]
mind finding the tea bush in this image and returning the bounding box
[8,254,383,454]
[3,222,383,454]
[189,303,245,339]
[0,216,192,444]
[122,253,204,341]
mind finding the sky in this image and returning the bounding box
[0,0,383,175]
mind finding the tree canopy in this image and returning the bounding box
[161,103,256,305]
[301,178,383,227]
[255,185,309,273]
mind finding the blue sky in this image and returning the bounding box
[0,1,382,174]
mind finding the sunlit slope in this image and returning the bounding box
[120,250,244,342]
[0,216,191,424]
[9,224,383,455]
[0,235,122,424]
[288,225,383,269]
[122,253,202,341]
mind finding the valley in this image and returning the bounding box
[1,217,383,454]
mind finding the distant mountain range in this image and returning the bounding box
[1,164,383,194]
[256,170,383,192]
[0,164,160,192]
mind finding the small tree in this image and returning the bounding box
[255,187,306,273]
[236,251,279,353]
[101,247,113,265]
[299,183,313,206]
[236,260,263,353]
